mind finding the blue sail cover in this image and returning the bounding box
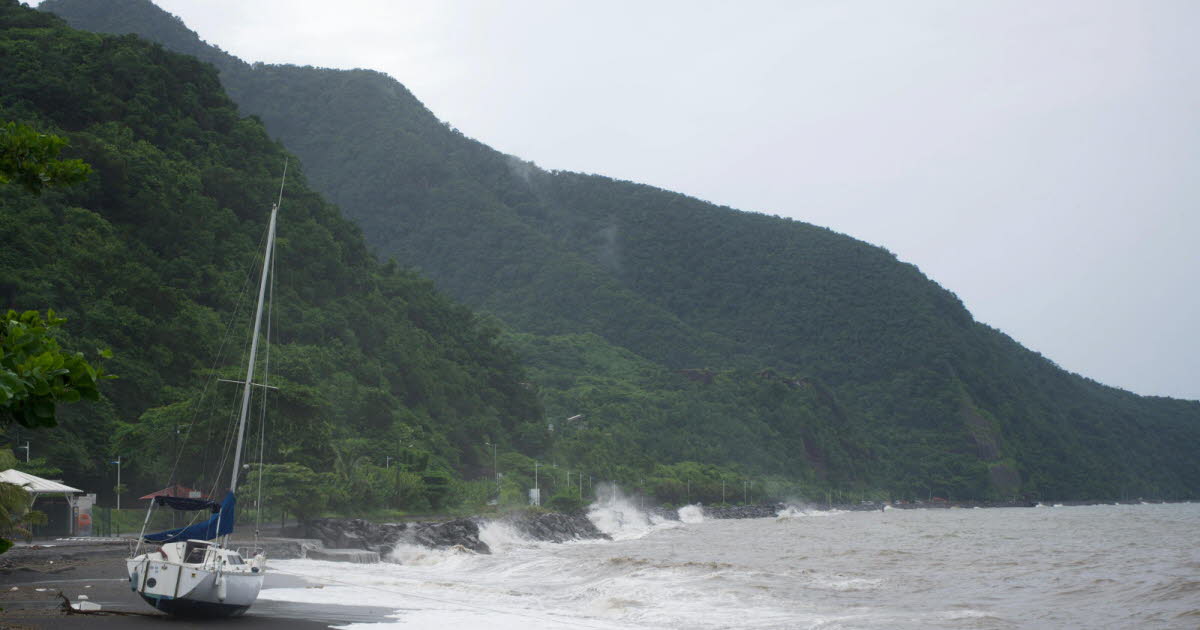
[143,491,235,543]
[153,495,221,512]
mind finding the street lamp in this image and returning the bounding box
[534,461,540,506]
[484,441,498,499]
[110,456,123,535]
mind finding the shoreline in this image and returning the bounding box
[0,540,369,629]
[2,500,1189,627]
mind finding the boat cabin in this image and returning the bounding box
[156,540,250,570]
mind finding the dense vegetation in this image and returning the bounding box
[30,0,1200,503]
[0,1,545,516]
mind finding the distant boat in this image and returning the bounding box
[125,178,284,617]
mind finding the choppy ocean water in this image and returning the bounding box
[259,496,1199,629]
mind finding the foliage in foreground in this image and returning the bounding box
[0,309,110,429]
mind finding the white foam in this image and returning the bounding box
[332,608,620,630]
[387,542,477,568]
[776,504,846,519]
[264,553,712,630]
[811,576,882,592]
[677,504,704,524]
[477,520,536,554]
[938,609,999,621]
[587,484,677,540]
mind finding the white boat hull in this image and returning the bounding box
[127,541,265,617]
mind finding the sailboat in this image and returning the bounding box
[124,185,283,617]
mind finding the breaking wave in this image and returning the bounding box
[677,504,704,523]
[587,483,679,540]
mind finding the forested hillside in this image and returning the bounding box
[0,0,544,512]
[37,0,1200,501]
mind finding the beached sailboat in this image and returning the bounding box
[125,185,283,617]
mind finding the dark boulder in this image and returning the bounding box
[703,504,784,519]
[404,518,490,554]
[306,518,408,552]
[502,511,611,543]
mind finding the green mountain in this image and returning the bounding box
[36,0,1200,501]
[0,0,544,510]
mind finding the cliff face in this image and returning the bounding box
[41,0,1200,501]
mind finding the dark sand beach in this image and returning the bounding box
[0,540,390,629]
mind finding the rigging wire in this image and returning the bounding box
[254,156,286,540]
[152,213,266,535]
[206,211,276,501]
[256,158,286,543]
[254,257,273,544]
[164,231,262,487]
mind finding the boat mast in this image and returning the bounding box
[229,203,279,495]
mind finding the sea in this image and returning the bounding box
[258,492,1199,630]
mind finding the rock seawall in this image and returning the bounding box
[305,510,608,558]
[703,504,785,519]
[499,510,611,543]
[305,517,488,555]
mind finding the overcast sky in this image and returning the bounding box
[136,1,1200,400]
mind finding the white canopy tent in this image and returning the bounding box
[0,469,84,494]
[0,469,87,537]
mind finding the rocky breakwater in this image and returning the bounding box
[305,517,488,557]
[703,504,786,519]
[498,510,611,543]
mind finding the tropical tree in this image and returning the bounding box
[0,121,91,195]
[0,310,111,429]
[243,463,331,525]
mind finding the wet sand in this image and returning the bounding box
[0,541,390,629]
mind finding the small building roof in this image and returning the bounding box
[0,469,84,494]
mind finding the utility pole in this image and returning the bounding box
[687,478,691,504]
[743,480,748,505]
[534,460,540,506]
[17,441,30,463]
